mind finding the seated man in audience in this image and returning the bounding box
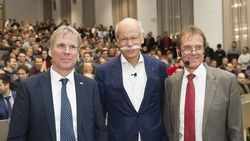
[0,74,16,120]
[12,65,29,91]
[237,72,250,95]
[29,55,47,76]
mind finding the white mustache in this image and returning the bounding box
[120,45,141,51]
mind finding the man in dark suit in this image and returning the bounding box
[95,18,168,141]
[0,74,16,120]
[163,25,243,141]
[7,26,107,141]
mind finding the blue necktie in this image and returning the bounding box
[5,96,12,118]
[60,78,75,141]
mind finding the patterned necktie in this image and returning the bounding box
[5,96,12,118]
[184,73,196,141]
[60,78,75,141]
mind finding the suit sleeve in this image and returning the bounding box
[8,81,30,141]
[93,81,107,141]
[95,67,107,118]
[227,75,243,141]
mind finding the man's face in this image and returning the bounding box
[0,80,8,95]
[9,58,17,69]
[35,58,43,69]
[84,53,92,62]
[17,69,28,80]
[49,33,79,75]
[178,33,204,72]
[117,21,143,61]
[18,53,26,63]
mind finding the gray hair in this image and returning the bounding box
[47,25,82,49]
[115,17,145,39]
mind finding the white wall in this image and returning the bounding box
[5,0,43,22]
[71,0,83,26]
[194,0,223,49]
[137,0,158,37]
[95,0,113,26]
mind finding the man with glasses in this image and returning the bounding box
[95,18,168,141]
[163,25,243,141]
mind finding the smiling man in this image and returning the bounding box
[8,26,107,141]
[95,18,168,141]
[163,25,243,141]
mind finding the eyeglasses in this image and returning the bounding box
[118,35,141,45]
[181,45,203,53]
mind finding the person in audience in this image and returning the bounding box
[230,57,238,68]
[8,25,107,141]
[95,17,168,141]
[209,59,218,68]
[75,52,95,74]
[237,72,250,94]
[160,31,172,55]
[83,62,95,79]
[29,55,47,76]
[225,63,235,74]
[204,43,216,63]
[144,31,155,52]
[41,48,52,68]
[163,25,243,141]
[227,41,240,62]
[238,46,250,72]
[219,57,229,70]
[12,65,29,91]
[234,63,242,75]
[166,51,175,67]
[244,65,250,78]
[0,74,16,120]
[167,57,184,75]
[17,51,32,69]
[25,47,34,65]
[215,43,226,66]
[3,55,17,81]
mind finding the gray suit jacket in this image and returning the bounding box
[163,65,243,141]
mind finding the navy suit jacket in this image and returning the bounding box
[0,91,16,120]
[7,71,107,141]
[95,54,168,141]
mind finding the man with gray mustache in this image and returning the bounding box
[95,17,169,141]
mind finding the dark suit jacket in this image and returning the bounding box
[163,65,243,141]
[0,91,16,120]
[7,71,107,141]
[95,54,168,141]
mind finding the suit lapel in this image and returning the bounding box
[111,56,137,112]
[202,66,217,132]
[40,71,56,141]
[138,55,156,113]
[171,71,184,133]
[0,96,8,112]
[74,73,86,141]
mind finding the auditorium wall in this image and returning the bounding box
[194,0,223,49]
[3,0,43,22]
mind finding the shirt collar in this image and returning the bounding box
[184,63,206,79]
[50,67,75,83]
[2,91,12,98]
[120,53,144,65]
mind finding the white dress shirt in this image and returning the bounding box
[50,68,78,141]
[179,64,206,141]
[121,53,147,141]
